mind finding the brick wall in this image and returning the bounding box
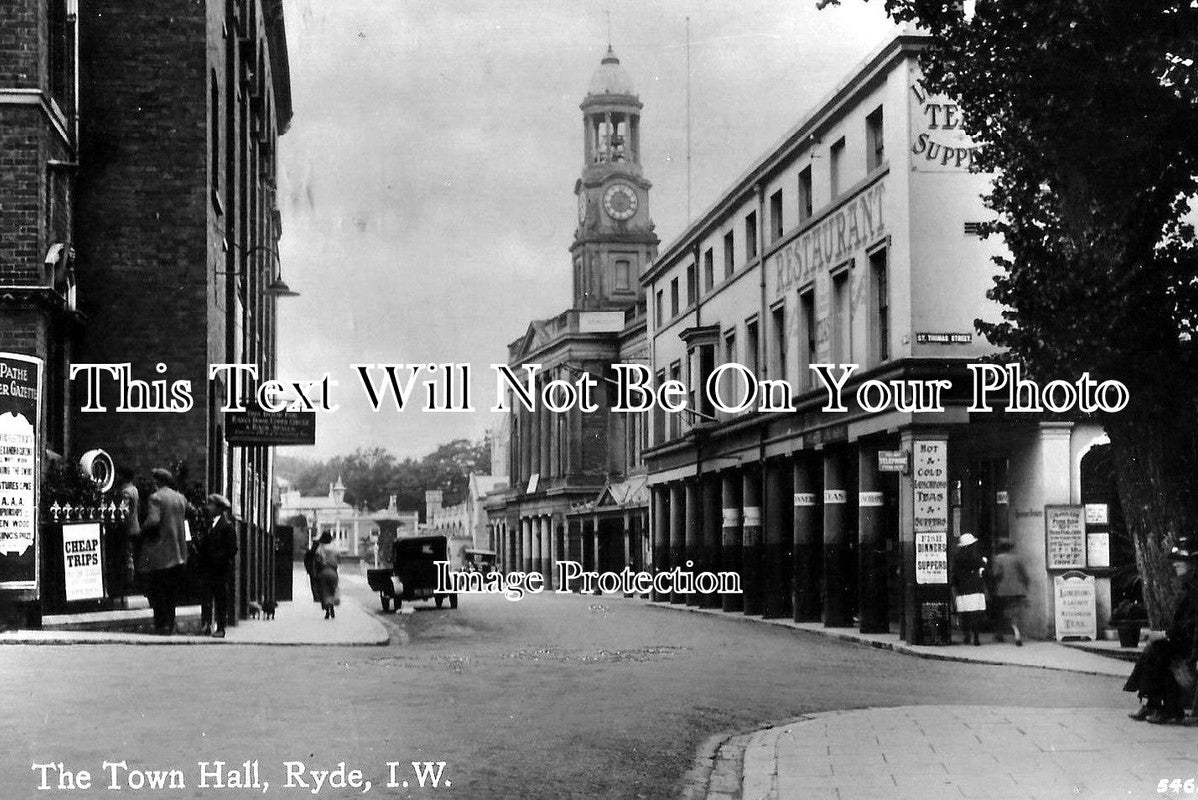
[72,0,212,475]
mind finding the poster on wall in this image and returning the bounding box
[1086,532,1111,569]
[913,440,949,585]
[1054,571,1097,642]
[62,522,104,602]
[1045,505,1086,570]
[0,352,42,591]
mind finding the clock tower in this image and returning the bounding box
[571,46,658,311]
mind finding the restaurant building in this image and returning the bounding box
[643,32,1123,643]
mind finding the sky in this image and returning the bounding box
[275,0,900,461]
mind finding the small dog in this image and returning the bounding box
[247,600,261,619]
[261,599,277,620]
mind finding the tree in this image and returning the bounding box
[824,0,1198,625]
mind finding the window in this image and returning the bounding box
[866,106,885,172]
[870,248,890,363]
[721,329,738,412]
[692,342,716,419]
[703,248,714,291]
[745,317,760,377]
[723,230,735,277]
[669,361,682,440]
[655,289,664,327]
[832,268,850,363]
[210,72,221,194]
[745,212,758,261]
[798,166,813,223]
[615,259,631,291]
[48,0,68,101]
[686,263,697,306]
[670,277,679,318]
[799,288,816,388]
[769,190,784,243]
[771,303,787,381]
[653,370,667,445]
[829,136,845,198]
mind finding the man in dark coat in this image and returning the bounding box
[138,468,190,635]
[1125,536,1198,724]
[196,494,238,637]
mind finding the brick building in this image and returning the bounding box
[0,0,295,621]
[69,0,294,619]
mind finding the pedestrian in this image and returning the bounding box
[990,541,1029,647]
[115,464,140,596]
[303,535,321,603]
[1124,536,1198,725]
[952,532,988,646]
[138,468,190,635]
[195,494,237,638]
[314,531,341,620]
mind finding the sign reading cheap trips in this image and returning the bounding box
[0,353,41,592]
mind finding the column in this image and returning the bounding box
[533,516,545,585]
[567,516,584,589]
[522,517,533,574]
[627,514,637,577]
[741,467,762,616]
[721,470,743,613]
[669,482,686,604]
[591,516,602,592]
[858,444,888,633]
[684,480,700,606]
[763,457,791,619]
[902,429,952,645]
[547,516,558,590]
[700,474,721,609]
[792,456,821,622]
[823,451,853,626]
[652,485,670,602]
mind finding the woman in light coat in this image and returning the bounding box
[314,531,341,620]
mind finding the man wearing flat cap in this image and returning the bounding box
[138,468,190,635]
[1124,535,1198,724]
[196,493,238,637]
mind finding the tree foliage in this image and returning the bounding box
[276,438,491,515]
[824,0,1198,624]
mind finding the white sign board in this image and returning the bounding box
[1084,503,1109,525]
[913,440,949,585]
[1054,571,1097,641]
[1046,505,1086,570]
[1086,532,1111,569]
[916,531,948,585]
[62,522,104,602]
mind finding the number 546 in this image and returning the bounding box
[1158,778,1197,793]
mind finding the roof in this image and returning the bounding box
[588,47,636,97]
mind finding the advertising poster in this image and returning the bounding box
[62,522,104,602]
[0,353,40,591]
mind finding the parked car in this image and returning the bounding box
[366,534,457,612]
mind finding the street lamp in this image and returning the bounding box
[217,242,301,298]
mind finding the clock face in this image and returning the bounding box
[602,183,638,221]
[577,192,588,224]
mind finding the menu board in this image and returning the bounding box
[0,353,41,590]
[913,441,948,584]
[1045,505,1086,570]
[1054,571,1097,641]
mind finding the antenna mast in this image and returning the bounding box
[686,16,692,222]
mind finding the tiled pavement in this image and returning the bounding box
[700,706,1196,800]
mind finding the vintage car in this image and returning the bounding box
[366,534,457,612]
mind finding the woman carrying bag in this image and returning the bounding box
[953,533,988,646]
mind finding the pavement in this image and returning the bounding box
[692,705,1193,800]
[0,568,389,646]
[649,600,1134,678]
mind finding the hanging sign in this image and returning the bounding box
[1045,505,1086,570]
[0,353,41,591]
[62,522,104,602]
[1054,571,1097,641]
